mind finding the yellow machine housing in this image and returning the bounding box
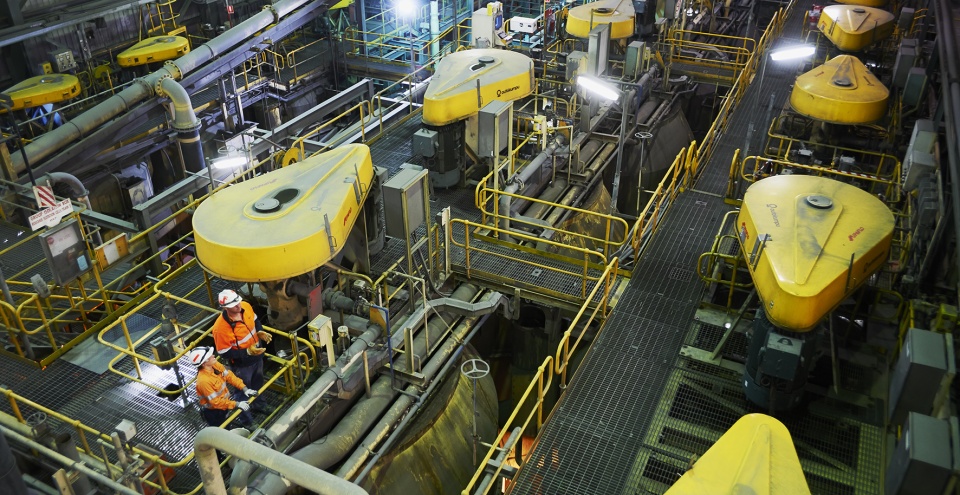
[117,36,190,67]
[0,74,80,111]
[566,0,636,39]
[194,144,375,282]
[665,414,810,495]
[817,5,894,52]
[790,55,889,124]
[736,175,893,331]
[422,48,533,126]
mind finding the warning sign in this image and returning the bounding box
[33,184,56,208]
[28,199,73,231]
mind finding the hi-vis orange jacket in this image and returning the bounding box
[196,360,246,410]
[212,301,263,366]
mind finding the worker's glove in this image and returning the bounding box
[243,388,258,398]
[246,347,266,356]
[235,401,250,412]
[257,331,272,344]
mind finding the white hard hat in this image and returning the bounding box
[187,347,214,367]
[218,289,242,309]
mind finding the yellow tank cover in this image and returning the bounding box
[117,36,190,67]
[665,414,810,495]
[422,49,533,126]
[194,144,375,282]
[566,0,635,39]
[736,175,893,332]
[817,5,894,52]
[835,0,887,8]
[790,55,889,124]
[1,74,80,111]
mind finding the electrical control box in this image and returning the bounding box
[886,413,959,495]
[478,100,512,158]
[889,328,955,427]
[413,128,439,158]
[511,16,537,34]
[49,49,77,72]
[383,165,428,239]
[471,2,510,47]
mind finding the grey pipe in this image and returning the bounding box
[158,77,205,173]
[21,473,57,495]
[11,0,311,172]
[337,289,497,481]
[54,433,92,495]
[474,427,522,494]
[498,140,563,235]
[0,425,140,495]
[194,428,367,495]
[43,172,102,245]
[237,284,488,495]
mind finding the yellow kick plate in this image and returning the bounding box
[194,144,375,282]
[0,74,80,111]
[566,0,635,39]
[422,48,533,126]
[737,175,893,332]
[790,54,889,124]
[666,414,811,495]
[117,36,190,67]
[818,5,895,52]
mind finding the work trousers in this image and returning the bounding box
[200,407,254,428]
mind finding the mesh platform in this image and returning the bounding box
[508,1,884,493]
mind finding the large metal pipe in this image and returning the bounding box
[0,431,27,495]
[194,428,367,495]
[0,425,140,495]
[42,171,103,244]
[337,289,498,481]
[54,433,92,495]
[498,139,565,235]
[158,77,205,173]
[11,0,314,173]
[235,284,489,494]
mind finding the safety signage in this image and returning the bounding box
[33,184,56,208]
[28,199,73,231]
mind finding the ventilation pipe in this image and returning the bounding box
[10,0,316,173]
[157,77,205,173]
[194,428,367,495]
[42,172,101,245]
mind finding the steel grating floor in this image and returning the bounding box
[508,1,884,492]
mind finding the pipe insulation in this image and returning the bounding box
[11,0,316,173]
[194,428,367,495]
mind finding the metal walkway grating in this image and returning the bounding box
[507,1,886,492]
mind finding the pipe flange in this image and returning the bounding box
[154,74,173,96]
[133,77,155,95]
[262,4,279,24]
[163,60,183,80]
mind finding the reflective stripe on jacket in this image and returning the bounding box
[196,361,246,410]
[212,301,260,355]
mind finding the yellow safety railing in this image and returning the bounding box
[462,258,619,494]
[628,143,690,257]
[696,211,753,309]
[475,180,629,261]
[739,155,902,203]
[449,219,608,299]
[0,351,301,495]
[762,115,900,176]
[665,31,755,84]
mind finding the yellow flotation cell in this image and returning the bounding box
[566,0,635,39]
[736,175,893,332]
[0,74,80,111]
[117,36,190,67]
[666,414,810,495]
[194,144,375,282]
[817,5,895,52]
[790,55,889,124]
[422,48,533,126]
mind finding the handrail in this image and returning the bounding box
[449,219,607,299]
[739,155,902,203]
[629,144,690,256]
[554,258,618,387]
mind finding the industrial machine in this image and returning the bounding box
[566,0,636,39]
[737,175,894,410]
[0,74,80,111]
[789,54,889,125]
[416,48,534,187]
[816,5,895,52]
[193,143,384,330]
[117,36,191,67]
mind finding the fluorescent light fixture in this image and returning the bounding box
[770,45,816,61]
[577,76,620,101]
[396,0,417,17]
[212,156,247,169]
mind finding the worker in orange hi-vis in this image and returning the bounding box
[211,289,273,403]
[188,347,257,428]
